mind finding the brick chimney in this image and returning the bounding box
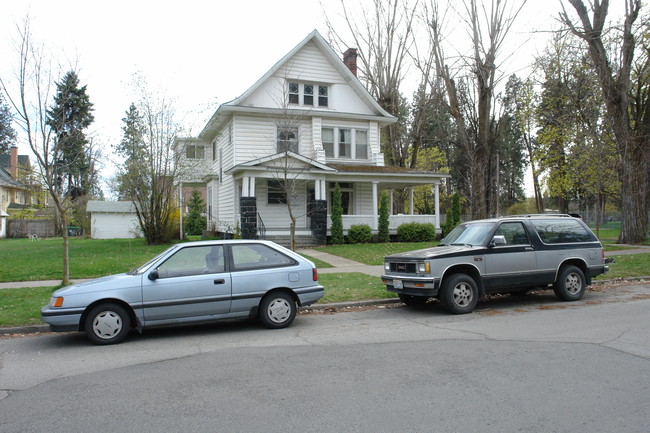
[9,146,18,179]
[343,48,358,77]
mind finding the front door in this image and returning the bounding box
[142,245,231,323]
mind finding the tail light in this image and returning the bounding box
[313,268,318,281]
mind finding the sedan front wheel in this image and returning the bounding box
[84,303,131,345]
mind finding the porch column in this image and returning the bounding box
[240,176,257,239]
[389,190,394,215]
[434,183,440,230]
[409,187,414,215]
[372,181,378,230]
[310,178,328,244]
[242,176,256,198]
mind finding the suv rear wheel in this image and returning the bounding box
[553,265,586,301]
[439,274,478,314]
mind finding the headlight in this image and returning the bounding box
[50,297,64,307]
[417,262,430,273]
[384,262,391,271]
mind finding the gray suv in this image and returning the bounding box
[381,215,609,314]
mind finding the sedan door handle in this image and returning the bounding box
[214,279,225,285]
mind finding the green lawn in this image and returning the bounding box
[0,238,171,282]
[314,241,436,265]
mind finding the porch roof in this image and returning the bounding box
[326,164,449,186]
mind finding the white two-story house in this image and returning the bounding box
[177,30,448,246]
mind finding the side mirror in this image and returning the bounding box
[148,269,160,281]
[489,235,507,248]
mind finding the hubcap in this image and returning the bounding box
[453,282,473,307]
[565,273,582,294]
[267,298,291,323]
[92,311,123,340]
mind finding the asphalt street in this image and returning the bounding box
[1,282,649,432]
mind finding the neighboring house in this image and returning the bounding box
[0,146,28,214]
[87,200,141,239]
[176,30,449,245]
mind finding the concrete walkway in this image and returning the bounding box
[299,248,384,277]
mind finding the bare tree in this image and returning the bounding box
[417,0,525,219]
[326,0,416,167]
[114,76,185,244]
[560,0,648,243]
[0,18,72,284]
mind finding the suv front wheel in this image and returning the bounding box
[554,265,586,301]
[439,274,478,314]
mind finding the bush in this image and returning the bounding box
[397,223,436,242]
[330,183,345,244]
[377,193,390,243]
[348,224,372,244]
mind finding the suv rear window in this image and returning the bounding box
[531,219,596,244]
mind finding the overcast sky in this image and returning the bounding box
[1,0,613,196]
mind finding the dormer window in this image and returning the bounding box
[287,82,328,107]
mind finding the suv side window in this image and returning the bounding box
[531,219,596,244]
[494,222,530,245]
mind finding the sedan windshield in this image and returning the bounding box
[128,245,179,275]
[441,223,494,247]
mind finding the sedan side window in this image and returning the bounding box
[493,222,529,246]
[230,244,296,271]
[157,246,224,278]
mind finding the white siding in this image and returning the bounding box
[256,180,308,229]
[277,41,344,84]
[354,182,375,215]
[91,213,140,239]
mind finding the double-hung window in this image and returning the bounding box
[320,127,369,160]
[185,145,204,159]
[338,129,351,158]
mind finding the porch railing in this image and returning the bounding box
[257,212,266,239]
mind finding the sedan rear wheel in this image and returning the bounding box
[259,292,296,329]
[84,303,131,345]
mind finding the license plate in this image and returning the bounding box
[393,280,403,289]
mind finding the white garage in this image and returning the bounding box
[87,200,141,239]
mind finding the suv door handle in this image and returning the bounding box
[214,279,225,285]
[525,247,534,251]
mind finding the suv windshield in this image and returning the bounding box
[441,222,494,247]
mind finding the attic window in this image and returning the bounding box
[287,82,329,107]
[304,84,313,106]
[288,82,299,104]
[318,86,328,107]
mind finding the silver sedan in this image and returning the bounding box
[41,240,324,344]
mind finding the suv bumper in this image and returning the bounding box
[382,275,440,297]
